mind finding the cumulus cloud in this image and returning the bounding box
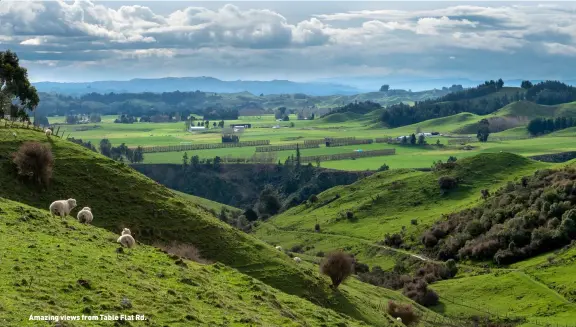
[2,1,576,81]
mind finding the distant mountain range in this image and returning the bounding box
[33,77,367,96]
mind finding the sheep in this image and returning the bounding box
[275,246,283,251]
[45,129,52,137]
[49,198,77,218]
[117,228,136,248]
[396,317,402,322]
[77,207,93,224]
[293,257,302,263]
[12,132,16,138]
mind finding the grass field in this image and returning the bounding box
[252,153,576,326]
[0,125,451,326]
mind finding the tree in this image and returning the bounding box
[0,51,39,119]
[182,152,189,167]
[99,139,112,158]
[218,120,224,128]
[521,80,533,89]
[401,136,408,144]
[378,163,390,172]
[34,115,49,127]
[213,156,222,170]
[315,157,321,168]
[283,115,290,121]
[12,141,54,186]
[477,119,490,142]
[409,134,416,145]
[417,134,426,145]
[89,113,102,123]
[496,78,504,89]
[191,155,200,167]
[295,144,301,168]
[133,146,144,163]
[320,251,354,289]
[244,208,259,222]
[258,186,281,216]
[212,122,217,128]
[379,85,390,92]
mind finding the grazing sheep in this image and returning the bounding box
[117,228,136,248]
[12,132,17,137]
[275,246,283,251]
[396,317,402,322]
[49,199,77,218]
[45,129,52,137]
[77,207,93,224]
[293,257,302,263]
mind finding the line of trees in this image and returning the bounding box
[527,116,576,135]
[525,81,576,105]
[99,139,144,163]
[380,79,517,127]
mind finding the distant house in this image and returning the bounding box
[230,123,251,128]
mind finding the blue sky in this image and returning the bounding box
[1,1,576,83]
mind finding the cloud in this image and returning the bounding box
[2,1,576,82]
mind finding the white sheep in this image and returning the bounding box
[117,228,136,248]
[12,132,16,137]
[293,257,302,263]
[275,246,283,251]
[77,207,93,224]
[49,198,77,218]
[45,129,52,136]
[396,317,402,322]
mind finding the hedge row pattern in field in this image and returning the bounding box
[301,148,396,163]
[327,139,374,147]
[447,138,473,145]
[255,143,320,152]
[303,137,357,145]
[219,153,278,164]
[134,140,271,153]
[303,139,326,145]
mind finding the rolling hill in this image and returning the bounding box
[254,153,576,326]
[0,124,449,326]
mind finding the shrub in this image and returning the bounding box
[354,261,370,274]
[314,223,321,232]
[445,259,458,277]
[12,141,54,185]
[421,232,438,248]
[387,301,419,326]
[438,176,458,191]
[378,163,390,172]
[309,194,319,203]
[290,244,304,253]
[411,219,418,226]
[316,251,325,257]
[346,211,355,220]
[155,241,211,264]
[384,233,404,248]
[244,208,258,222]
[320,251,354,289]
[402,279,439,307]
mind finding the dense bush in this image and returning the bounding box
[423,167,576,264]
[438,176,458,191]
[402,279,439,307]
[387,301,419,326]
[383,233,404,248]
[12,141,54,185]
[320,251,354,289]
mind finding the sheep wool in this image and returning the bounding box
[117,228,135,248]
[275,246,283,251]
[293,257,302,263]
[77,207,93,224]
[49,199,77,218]
[45,129,52,136]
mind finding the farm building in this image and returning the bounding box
[230,123,251,128]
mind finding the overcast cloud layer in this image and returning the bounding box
[1,1,576,82]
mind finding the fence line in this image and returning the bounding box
[300,148,395,163]
[133,140,271,153]
[255,143,319,152]
[326,138,374,147]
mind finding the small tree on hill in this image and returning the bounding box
[521,80,533,89]
[379,85,390,92]
[99,139,112,158]
[12,141,54,186]
[320,251,354,289]
[244,208,259,222]
[409,134,416,145]
[182,152,189,167]
[477,119,490,142]
[417,134,426,145]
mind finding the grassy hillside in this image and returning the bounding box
[256,153,550,265]
[170,189,239,212]
[0,197,370,327]
[0,126,446,326]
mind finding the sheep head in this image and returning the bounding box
[82,207,91,211]
[67,199,77,208]
[122,228,131,235]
